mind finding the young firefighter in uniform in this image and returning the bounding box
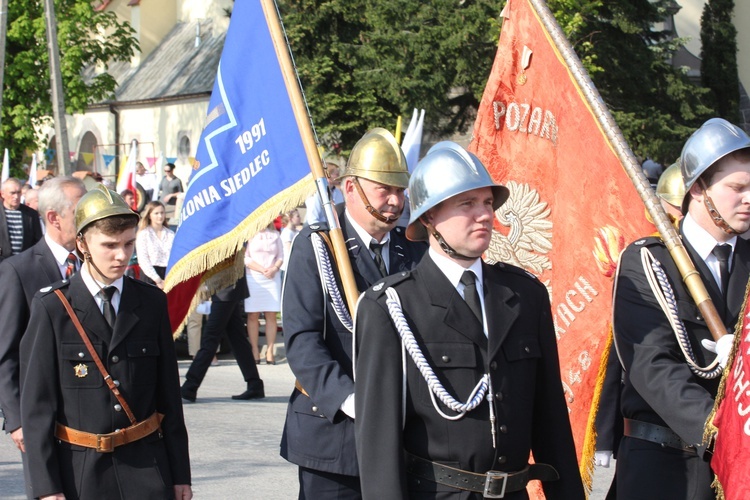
[20,185,192,500]
[354,142,584,499]
[612,118,750,499]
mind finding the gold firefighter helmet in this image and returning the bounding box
[655,162,685,208]
[75,184,139,234]
[341,128,410,188]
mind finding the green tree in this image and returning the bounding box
[279,0,501,151]
[280,0,714,164]
[700,0,739,123]
[550,0,714,164]
[1,0,138,177]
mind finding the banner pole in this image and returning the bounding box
[261,0,360,312]
[528,0,726,341]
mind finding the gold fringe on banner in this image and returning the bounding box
[580,326,615,496]
[164,174,314,335]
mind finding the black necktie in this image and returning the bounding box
[65,252,78,279]
[100,286,117,329]
[370,242,388,278]
[712,244,732,297]
[460,271,483,325]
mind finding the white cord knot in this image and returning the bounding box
[384,287,490,420]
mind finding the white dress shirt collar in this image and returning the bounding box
[45,233,78,278]
[345,210,392,271]
[682,213,736,261]
[429,248,487,336]
[80,264,124,314]
[682,213,736,288]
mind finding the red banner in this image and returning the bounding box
[707,288,750,500]
[469,0,654,489]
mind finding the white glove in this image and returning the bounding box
[594,450,612,468]
[701,334,734,369]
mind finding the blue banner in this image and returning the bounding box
[165,0,313,326]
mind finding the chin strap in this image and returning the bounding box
[351,177,402,224]
[700,180,742,235]
[422,220,480,262]
[79,237,116,289]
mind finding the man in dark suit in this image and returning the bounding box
[613,118,750,499]
[280,128,426,499]
[355,142,584,499]
[180,275,265,401]
[1,178,43,262]
[0,176,86,453]
[20,185,192,499]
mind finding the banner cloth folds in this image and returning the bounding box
[165,0,313,330]
[469,0,654,491]
[706,284,750,500]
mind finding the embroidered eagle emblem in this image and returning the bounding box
[485,181,552,275]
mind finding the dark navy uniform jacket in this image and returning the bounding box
[20,273,190,499]
[613,232,750,500]
[354,255,584,499]
[280,209,426,476]
[0,238,63,433]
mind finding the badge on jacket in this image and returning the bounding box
[74,363,89,378]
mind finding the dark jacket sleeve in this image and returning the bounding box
[529,289,586,499]
[354,293,408,500]
[0,261,28,432]
[282,229,354,421]
[152,290,192,485]
[595,341,623,454]
[20,297,64,497]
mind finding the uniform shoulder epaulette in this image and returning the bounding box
[307,221,331,233]
[38,279,70,295]
[491,262,545,287]
[630,235,664,248]
[365,270,412,299]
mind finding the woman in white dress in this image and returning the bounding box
[135,201,174,289]
[244,223,283,364]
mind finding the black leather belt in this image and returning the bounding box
[623,418,697,455]
[405,451,559,498]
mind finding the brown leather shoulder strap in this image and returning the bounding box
[53,289,137,425]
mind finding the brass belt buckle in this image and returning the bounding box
[96,434,114,453]
[484,471,508,498]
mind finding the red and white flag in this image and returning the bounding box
[470,0,654,491]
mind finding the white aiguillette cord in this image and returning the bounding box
[384,287,496,448]
[640,247,722,379]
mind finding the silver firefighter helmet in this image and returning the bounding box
[681,118,750,196]
[406,141,509,241]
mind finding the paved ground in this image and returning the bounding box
[0,340,615,498]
